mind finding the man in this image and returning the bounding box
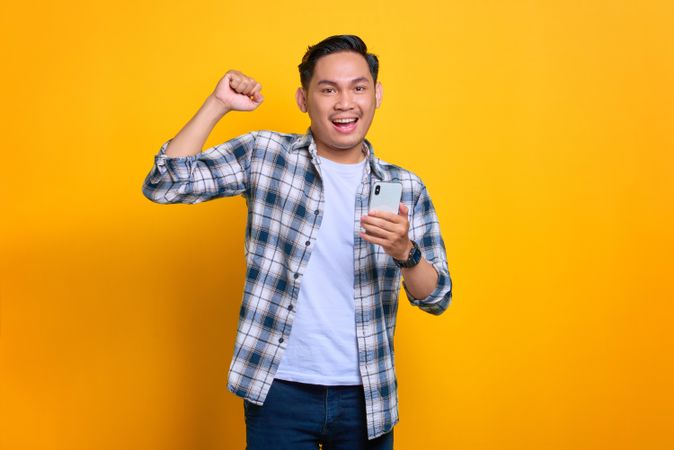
[142,35,452,450]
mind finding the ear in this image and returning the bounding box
[295,87,307,113]
[375,81,383,108]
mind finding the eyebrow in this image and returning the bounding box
[316,77,370,86]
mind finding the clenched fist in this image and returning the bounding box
[211,70,264,112]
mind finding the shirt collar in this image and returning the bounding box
[290,127,387,180]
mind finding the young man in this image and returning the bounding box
[142,35,452,450]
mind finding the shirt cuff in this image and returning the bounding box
[402,261,452,315]
[150,138,200,184]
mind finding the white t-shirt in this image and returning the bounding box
[275,154,367,385]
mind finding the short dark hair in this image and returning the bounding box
[298,35,379,90]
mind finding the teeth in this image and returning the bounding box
[333,118,357,124]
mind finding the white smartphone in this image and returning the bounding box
[369,181,403,214]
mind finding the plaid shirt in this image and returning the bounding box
[141,128,453,440]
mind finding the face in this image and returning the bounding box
[296,51,383,161]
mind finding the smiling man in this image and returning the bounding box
[142,35,453,450]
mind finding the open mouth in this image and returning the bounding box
[331,117,359,134]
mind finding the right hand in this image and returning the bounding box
[211,70,264,112]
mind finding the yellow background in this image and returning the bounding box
[2,0,673,449]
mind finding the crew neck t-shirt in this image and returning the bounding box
[275,154,367,385]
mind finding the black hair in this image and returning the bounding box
[298,35,379,90]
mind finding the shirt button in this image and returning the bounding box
[294,273,300,279]
[314,209,319,215]
[278,337,284,343]
[305,240,311,246]
[288,304,294,311]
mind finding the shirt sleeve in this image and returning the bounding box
[402,183,453,315]
[141,131,257,204]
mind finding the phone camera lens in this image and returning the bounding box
[375,186,380,195]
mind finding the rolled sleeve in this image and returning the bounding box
[403,184,453,315]
[141,131,257,204]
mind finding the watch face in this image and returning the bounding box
[395,241,421,268]
[410,242,421,264]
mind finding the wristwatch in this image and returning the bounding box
[393,240,422,268]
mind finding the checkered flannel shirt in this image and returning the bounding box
[141,127,453,440]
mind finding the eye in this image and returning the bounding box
[355,86,366,92]
[322,88,335,94]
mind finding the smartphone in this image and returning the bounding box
[369,181,403,214]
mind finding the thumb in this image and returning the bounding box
[398,202,409,216]
[252,92,264,104]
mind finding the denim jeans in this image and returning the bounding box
[243,378,394,450]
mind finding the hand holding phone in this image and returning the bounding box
[362,182,413,260]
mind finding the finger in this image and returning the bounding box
[361,222,395,240]
[361,214,399,233]
[398,202,409,216]
[248,83,262,99]
[229,76,244,91]
[250,82,262,95]
[231,76,250,93]
[224,71,237,83]
[359,231,388,247]
[235,79,252,94]
[241,79,258,95]
[229,78,243,94]
[367,209,403,224]
[251,92,264,103]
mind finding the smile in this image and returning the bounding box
[331,117,359,134]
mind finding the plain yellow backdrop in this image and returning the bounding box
[2,1,673,449]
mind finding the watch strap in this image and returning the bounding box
[393,240,422,268]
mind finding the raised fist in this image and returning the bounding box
[212,70,264,112]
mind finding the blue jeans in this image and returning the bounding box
[243,378,394,450]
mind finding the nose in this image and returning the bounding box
[335,91,355,110]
